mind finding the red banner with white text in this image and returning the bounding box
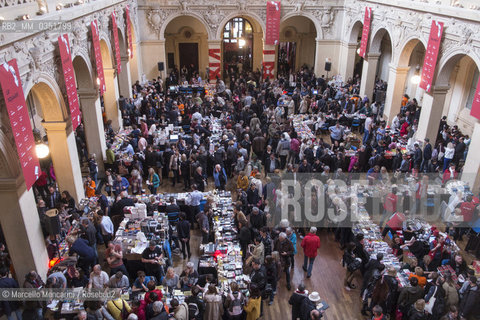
[0,59,40,190]
[266,1,281,45]
[263,61,275,79]
[91,20,106,96]
[420,20,444,93]
[125,5,133,59]
[470,77,480,120]
[358,7,372,59]
[112,11,122,74]
[58,34,81,130]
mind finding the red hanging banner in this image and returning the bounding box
[470,77,480,120]
[358,7,372,59]
[111,11,122,74]
[126,5,133,59]
[420,20,444,93]
[91,20,106,96]
[266,1,281,45]
[58,34,81,131]
[0,59,40,190]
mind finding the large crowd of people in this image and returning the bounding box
[0,65,477,320]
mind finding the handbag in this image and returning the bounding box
[168,170,174,178]
[424,286,437,314]
[347,259,362,272]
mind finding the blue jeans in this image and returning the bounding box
[303,256,315,277]
[443,158,452,172]
[7,309,22,320]
[362,129,370,145]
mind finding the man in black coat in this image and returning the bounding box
[360,253,384,295]
[177,212,191,259]
[265,153,280,174]
[288,284,308,320]
[250,258,266,291]
[421,138,432,172]
[460,276,480,319]
[413,143,422,169]
[454,137,466,166]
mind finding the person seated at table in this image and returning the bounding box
[162,267,179,294]
[409,266,427,288]
[132,270,154,292]
[46,271,67,289]
[180,262,199,290]
[144,280,163,302]
[108,271,129,289]
[88,264,109,289]
[67,267,89,288]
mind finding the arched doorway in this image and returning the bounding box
[278,16,317,76]
[222,17,254,76]
[360,27,392,102]
[164,15,209,82]
[383,38,426,122]
[25,79,84,202]
[350,21,364,81]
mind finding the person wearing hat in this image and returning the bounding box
[288,283,308,320]
[300,292,322,320]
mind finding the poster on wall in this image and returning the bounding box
[125,5,134,59]
[91,19,106,96]
[266,1,281,45]
[111,11,122,74]
[470,77,480,120]
[263,61,275,79]
[358,7,372,59]
[419,20,444,93]
[58,34,81,131]
[0,59,40,190]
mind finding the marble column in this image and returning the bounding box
[462,121,480,193]
[104,68,122,131]
[262,43,276,80]
[339,42,357,82]
[415,86,449,143]
[118,56,133,99]
[359,52,381,101]
[78,90,107,177]
[383,64,409,123]
[42,120,85,202]
[207,40,222,83]
[140,40,165,81]
[0,178,49,280]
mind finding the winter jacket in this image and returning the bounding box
[301,232,321,258]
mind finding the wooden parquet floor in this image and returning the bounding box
[170,230,365,320]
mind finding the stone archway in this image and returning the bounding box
[164,15,209,81]
[278,15,317,75]
[383,37,426,123]
[26,78,85,202]
[359,27,393,101]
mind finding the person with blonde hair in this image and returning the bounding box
[146,167,160,194]
[409,266,427,288]
[407,299,426,319]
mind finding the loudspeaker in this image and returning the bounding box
[158,62,164,71]
[324,62,332,72]
[45,209,61,235]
